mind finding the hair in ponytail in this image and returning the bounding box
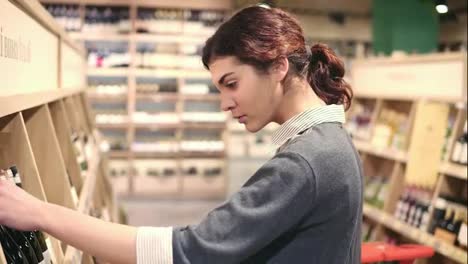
[202,6,353,110]
[307,44,353,110]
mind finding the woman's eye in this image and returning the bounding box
[226,82,237,88]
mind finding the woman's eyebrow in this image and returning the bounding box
[218,72,235,85]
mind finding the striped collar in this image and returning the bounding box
[272,104,346,146]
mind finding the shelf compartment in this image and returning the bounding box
[87,68,129,77]
[48,100,84,194]
[182,94,220,102]
[87,92,128,102]
[439,162,468,180]
[363,203,467,264]
[136,93,179,102]
[135,68,210,79]
[22,105,76,210]
[0,113,47,201]
[353,139,408,163]
[132,159,179,197]
[181,159,226,199]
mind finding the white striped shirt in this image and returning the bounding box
[272,104,346,148]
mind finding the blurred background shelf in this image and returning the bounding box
[363,204,468,264]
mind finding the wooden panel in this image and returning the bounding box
[0,113,65,263]
[0,88,83,118]
[0,113,46,201]
[73,94,92,133]
[22,105,76,210]
[62,96,84,133]
[352,53,466,102]
[405,101,450,188]
[48,100,84,193]
[0,0,59,96]
[61,42,85,90]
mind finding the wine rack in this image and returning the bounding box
[349,52,467,263]
[0,0,115,263]
[39,0,233,199]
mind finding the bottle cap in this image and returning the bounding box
[9,165,18,176]
[435,198,447,209]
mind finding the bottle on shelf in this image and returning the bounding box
[428,198,447,234]
[451,121,467,165]
[434,209,457,244]
[8,166,52,264]
[0,225,30,264]
[457,215,467,249]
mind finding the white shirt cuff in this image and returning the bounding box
[136,226,173,264]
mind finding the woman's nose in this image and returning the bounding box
[220,95,236,112]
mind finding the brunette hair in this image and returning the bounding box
[202,6,353,110]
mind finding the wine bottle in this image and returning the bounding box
[434,209,457,244]
[3,227,38,264]
[9,166,51,264]
[0,225,29,264]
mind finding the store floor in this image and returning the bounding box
[121,198,223,227]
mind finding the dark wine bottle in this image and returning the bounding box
[9,166,48,264]
[3,227,37,263]
[0,226,29,264]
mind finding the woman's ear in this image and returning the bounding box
[271,56,289,82]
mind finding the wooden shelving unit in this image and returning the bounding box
[39,0,232,198]
[363,203,467,264]
[351,53,467,263]
[0,1,116,262]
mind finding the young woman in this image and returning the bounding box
[0,5,362,264]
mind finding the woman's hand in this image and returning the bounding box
[0,178,45,231]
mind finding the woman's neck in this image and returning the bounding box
[273,79,326,124]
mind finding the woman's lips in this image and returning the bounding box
[238,115,247,124]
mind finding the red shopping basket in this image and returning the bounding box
[362,242,434,264]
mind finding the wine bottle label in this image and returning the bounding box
[43,250,52,264]
[434,228,457,244]
[458,224,467,246]
[71,187,79,207]
[14,176,21,185]
[460,143,467,164]
[452,142,462,162]
[45,238,57,264]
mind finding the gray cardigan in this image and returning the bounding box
[172,122,363,264]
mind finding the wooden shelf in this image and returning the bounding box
[183,122,226,130]
[134,94,220,102]
[439,162,468,180]
[107,150,130,159]
[135,68,210,79]
[133,151,225,159]
[70,32,130,41]
[87,93,128,101]
[182,94,220,102]
[132,122,226,130]
[136,93,179,102]
[87,68,129,77]
[134,33,209,44]
[134,123,180,130]
[96,123,130,129]
[353,139,408,163]
[363,203,468,264]
[40,0,232,9]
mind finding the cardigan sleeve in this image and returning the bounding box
[169,151,316,264]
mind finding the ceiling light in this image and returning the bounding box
[436,4,448,13]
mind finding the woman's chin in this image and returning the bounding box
[245,122,264,133]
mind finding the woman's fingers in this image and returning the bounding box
[0,179,44,231]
